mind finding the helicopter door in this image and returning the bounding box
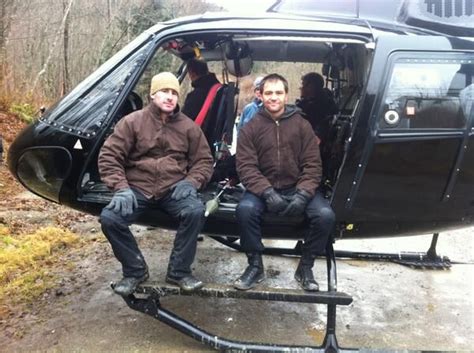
[334,45,474,225]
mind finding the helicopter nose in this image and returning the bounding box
[8,125,72,203]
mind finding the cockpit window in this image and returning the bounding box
[379,56,473,130]
[40,39,153,138]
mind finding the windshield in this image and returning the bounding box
[40,34,154,138]
[40,32,156,136]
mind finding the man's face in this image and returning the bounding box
[300,80,310,99]
[261,80,287,118]
[152,89,178,113]
[254,88,262,100]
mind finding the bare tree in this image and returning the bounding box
[0,0,16,82]
[62,0,71,95]
[2,0,218,104]
[32,0,75,93]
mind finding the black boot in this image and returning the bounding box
[166,274,204,292]
[113,271,149,296]
[234,253,265,290]
[294,256,319,292]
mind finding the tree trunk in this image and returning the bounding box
[62,0,70,95]
[0,0,14,82]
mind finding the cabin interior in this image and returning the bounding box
[81,31,373,206]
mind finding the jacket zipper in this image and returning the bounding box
[276,120,280,189]
[156,120,165,197]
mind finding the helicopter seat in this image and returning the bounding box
[323,114,351,186]
[200,83,236,153]
[197,82,238,184]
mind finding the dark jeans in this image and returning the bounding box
[100,189,205,278]
[236,189,335,257]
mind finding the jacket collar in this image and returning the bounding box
[148,102,181,121]
[259,104,301,122]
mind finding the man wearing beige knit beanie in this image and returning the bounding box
[99,72,213,295]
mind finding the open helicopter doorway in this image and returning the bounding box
[79,32,372,231]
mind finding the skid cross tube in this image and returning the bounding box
[120,242,354,352]
[209,234,451,269]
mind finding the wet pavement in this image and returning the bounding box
[5,225,473,352]
[110,227,473,351]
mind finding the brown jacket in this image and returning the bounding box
[98,103,213,199]
[236,106,322,197]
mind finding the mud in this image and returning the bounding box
[0,192,473,352]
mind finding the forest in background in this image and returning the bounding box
[0,0,219,118]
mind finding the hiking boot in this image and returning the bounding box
[234,253,265,290]
[113,272,149,296]
[294,262,319,292]
[166,274,204,291]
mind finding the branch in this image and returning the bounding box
[31,0,75,92]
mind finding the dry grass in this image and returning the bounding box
[0,225,80,306]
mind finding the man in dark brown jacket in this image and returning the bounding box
[234,73,335,292]
[99,72,213,296]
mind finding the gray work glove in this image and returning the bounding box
[279,189,311,217]
[171,180,197,201]
[262,188,288,213]
[105,188,138,217]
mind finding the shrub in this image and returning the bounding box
[9,103,37,124]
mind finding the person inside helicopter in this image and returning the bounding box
[98,72,214,296]
[234,73,336,292]
[296,72,338,147]
[236,76,264,135]
[182,58,222,121]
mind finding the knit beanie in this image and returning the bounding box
[150,72,180,96]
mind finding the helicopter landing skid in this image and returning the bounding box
[209,233,451,269]
[336,233,451,269]
[334,250,451,269]
[118,243,355,352]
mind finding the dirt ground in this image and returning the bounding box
[0,183,473,352]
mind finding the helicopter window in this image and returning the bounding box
[82,32,371,196]
[129,47,182,105]
[16,147,72,203]
[41,41,153,138]
[379,57,473,130]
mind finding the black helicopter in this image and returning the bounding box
[6,0,474,351]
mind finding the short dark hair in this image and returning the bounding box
[259,73,289,93]
[302,72,324,91]
[187,58,209,77]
